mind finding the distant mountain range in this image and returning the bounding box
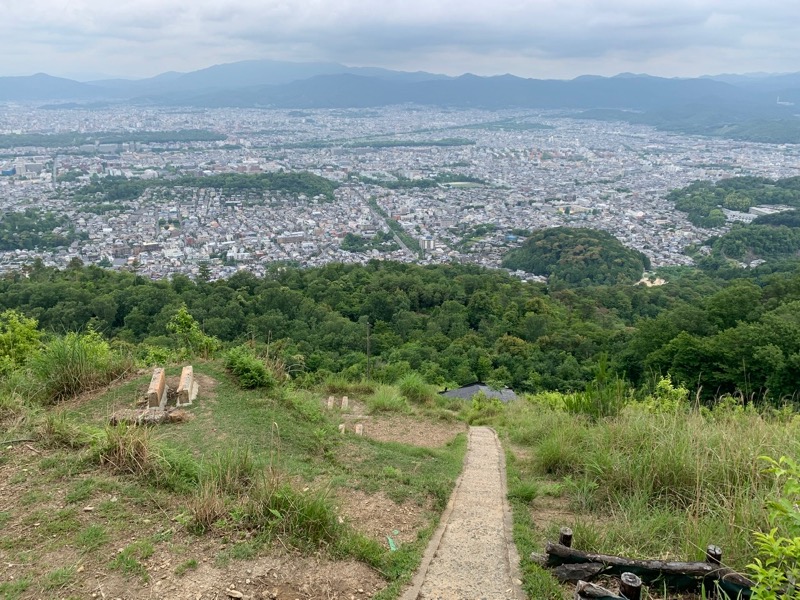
[1,60,799,143]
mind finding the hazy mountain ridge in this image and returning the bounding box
[2,60,799,142]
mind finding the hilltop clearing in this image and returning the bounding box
[0,362,466,599]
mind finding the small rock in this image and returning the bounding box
[76,565,84,573]
[225,591,244,599]
[245,579,251,584]
[83,506,94,512]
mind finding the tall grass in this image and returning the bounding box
[397,372,436,404]
[98,423,161,477]
[242,478,341,548]
[323,375,376,397]
[30,331,131,404]
[502,398,799,568]
[203,444,258,495]
[366,385,409,413]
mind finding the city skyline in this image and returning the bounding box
[1,0,799,81]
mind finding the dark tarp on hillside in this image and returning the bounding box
[440,382,518,403]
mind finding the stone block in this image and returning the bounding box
[176,365,195,406]
[327,396,335,409]
[338,423,346,434]
[355,423,364,436]
[341,395,349,410]
[147,368,167,408]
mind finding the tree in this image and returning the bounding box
[0,309,41,373]
[166,305,220,358]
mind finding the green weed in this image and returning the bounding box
[0,578,31,600]
[109,540,154,581]
[42,566,75,590]
[75,524,109,553]
[174,558,198,576]
[187,480,226,534]
[65,477,116,503]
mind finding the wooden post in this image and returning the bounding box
[706,545,723,599]
[706,545,722,566]
[619,572,642,600]
[559,527,574,548]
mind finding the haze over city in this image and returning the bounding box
[3,0,800,80]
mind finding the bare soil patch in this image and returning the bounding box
[335,488,431,546]
[360,414,466,448]
[0,441,387,600]
[82,553,385,600]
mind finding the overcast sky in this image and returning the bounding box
[2,0,799,80]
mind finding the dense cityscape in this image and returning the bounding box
[2,104,800,281]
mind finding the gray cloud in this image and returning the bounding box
[1,0,799,78]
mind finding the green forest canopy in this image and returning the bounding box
[0,208,81,251]
[0,129,225,149]
[668,176,800,227]
[6,257,800,401]
[73,171,340,203]
[502,227,651,286]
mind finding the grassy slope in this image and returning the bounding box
[0,362,466,599]
[479,397,800,599]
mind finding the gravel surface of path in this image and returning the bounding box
[401,426,523,600]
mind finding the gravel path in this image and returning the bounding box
[401,426,523,600]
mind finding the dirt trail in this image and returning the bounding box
[401,426,523,600]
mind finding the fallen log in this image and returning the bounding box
[553,562,606,583]
[544,543,753,599]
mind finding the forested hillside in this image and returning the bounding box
[4,258,800,400]
[668,176,800,227]
[501,227,650,286]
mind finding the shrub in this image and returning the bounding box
[225,345,276,389]
[366,385,408,413]
[166,305,221,358]
[30,330,130,403]
[0,309,41,374]
[749,456,800,600]
[465,392,505,425]
[397,372,436,404]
